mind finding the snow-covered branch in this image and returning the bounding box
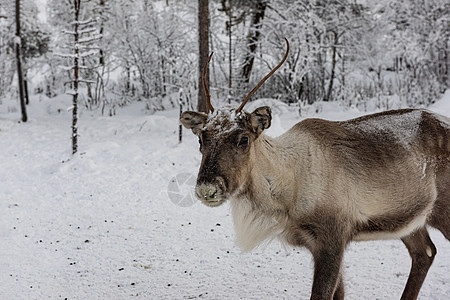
[79,49,99,57]
[62,27,98,36]
[54,52,78,58]
[78,34,102,44]
[79,79,97,84]
[70,18,95,26]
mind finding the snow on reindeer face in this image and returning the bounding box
[180,106,272,207]
[179,39,287,207]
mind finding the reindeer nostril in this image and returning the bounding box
[195,182,225,202]
[196,184,219,200]
[215,177,226,191]
[195,183,226,207]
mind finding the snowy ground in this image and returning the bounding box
[1,93,449,299]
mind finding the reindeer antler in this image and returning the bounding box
[236,38,290,114]
[202,52,214,113]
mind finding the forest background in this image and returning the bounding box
[0,0,448,121]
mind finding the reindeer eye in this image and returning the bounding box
[238,136,249,147]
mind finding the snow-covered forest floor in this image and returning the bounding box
[1,93,449,299]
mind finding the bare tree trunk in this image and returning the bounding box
[198,0,210,113]
[24,74,29,105]
[99,0,105,67]
[15,0,27,122]
[22,56,30,105]
[95,0,106,107]
[228,10,232,92]
[241,0,267,83]
[161,54,167,97]
[72,0,81,154]
[325,31,338,102]
[179,89,183,143]
[126,65,131,93]
[341,50,345,88]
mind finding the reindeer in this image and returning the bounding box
[180,39,450,300]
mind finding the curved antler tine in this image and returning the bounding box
[202,52,214,113]
[236,38,290,114]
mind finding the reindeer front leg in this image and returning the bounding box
[400,227,436,300]
[310,239,346,300]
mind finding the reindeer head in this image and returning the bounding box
[180,39,289,207]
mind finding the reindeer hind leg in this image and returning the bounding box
[400,227,436,300]
[429,172,450,241]
[332,273,345,300]
[430,206,450,241]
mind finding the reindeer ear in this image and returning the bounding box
[180,111,208,135]
[250,106,272,135]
